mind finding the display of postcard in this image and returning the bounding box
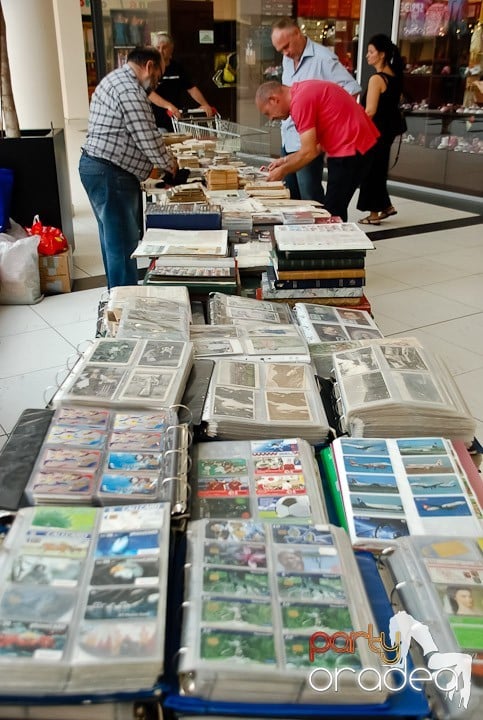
[0,503,170,695]
[191,438,327,526]
[190,323,310,362]
[208,292,293,325]
[202,359,329,443]
[178,519,388,704]
[115,296,191,341]
[294,303,383,344]
[24,405,190,511]
[381,535,483,719]
[131,228,228,258]
[332,337,476,442]
[328,436,483,548]
[274,223,375,252]
[52,338,194,411]
[102,285,191,338]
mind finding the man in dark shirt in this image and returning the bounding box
[149,33,213,131]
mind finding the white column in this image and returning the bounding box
[2,0,64,129]
[53,0,89,121]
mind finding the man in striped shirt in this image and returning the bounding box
[79,46,177,289]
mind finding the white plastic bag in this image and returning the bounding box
[0,226,43,305]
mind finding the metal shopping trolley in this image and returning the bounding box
[171,108,270,156]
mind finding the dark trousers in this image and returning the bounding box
[324,149,375,221]
[282,147,325,204]
[357,136,393,212]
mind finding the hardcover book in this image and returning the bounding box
[144,201,221,230]
[267,266,365,289]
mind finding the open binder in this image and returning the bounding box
[331,338,476,442]
[51,338,194,412]
[380,535,483,719]
[320,436,483,550]
[23,405,191,514]
[178,521,389,705]
[190,438,328,525]
[201,359,330,444]
[0,503,171,696]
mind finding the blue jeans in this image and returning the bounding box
[282,147,325,204]
[79,153,142,289]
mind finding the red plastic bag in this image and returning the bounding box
[27,215,69,256]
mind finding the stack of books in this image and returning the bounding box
[146,256,239,295]
[320,436,483,550]
[244,180,291,199]
[206,166,239,190]
[261,222,374,309]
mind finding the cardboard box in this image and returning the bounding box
[38,247,73,294]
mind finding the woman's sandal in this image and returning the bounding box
[359,216,381,225]
[379,208,397,219]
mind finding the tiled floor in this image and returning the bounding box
[0,121,482,450]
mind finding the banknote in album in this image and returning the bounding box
[201,359,330,444]
[320,436,483,550]
[51,338,194,412]
[380,534,483,719]
[331,337,476,442]
[177,519,389,704]
[0,503,171,696]
[23,404,190,514]
[131,228,228,258]
[190,323,311,363]
[190,438,328,525]
[208,292,294,325]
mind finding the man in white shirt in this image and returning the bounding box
[271,17,360,203]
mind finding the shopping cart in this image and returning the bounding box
[171,109,270,156]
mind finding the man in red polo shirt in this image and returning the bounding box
[255,80,379,220]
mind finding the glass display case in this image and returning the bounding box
[390,0,483,195]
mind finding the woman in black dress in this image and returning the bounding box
[357,34,404,225]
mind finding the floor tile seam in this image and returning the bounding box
[0,363,69,383]
[365,215,483,241]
